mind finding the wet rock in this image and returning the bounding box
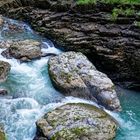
[0,40,13,48]
[48,52,121,111]
[0,15,4,26]
[4,39,42,61]
[34,103,117,140]
[0,89,11,99]
[1,49,12,59]
[0,89,8,95]
[0,124,6,140]
[0,61,11,82]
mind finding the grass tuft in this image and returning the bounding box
[77,0,140,5]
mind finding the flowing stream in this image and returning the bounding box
[0,17,139,140]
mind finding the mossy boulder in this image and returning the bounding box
[0,61,11,83]
[48,51,121,111]
[34,103,117,140]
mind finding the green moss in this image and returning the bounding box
[77,0,96,5]
[71,127,87,135]
[60,71,72,84]
[51,127,90,140]
[101,0,140,4]
[134,21,140,27]
[111,8,135,21]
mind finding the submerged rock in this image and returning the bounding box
[34,103,117,140]
[3,39,42,61]
[0,89,8,95]
[48,52,121,111]
[0,61,11,82]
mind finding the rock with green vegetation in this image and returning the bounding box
[0,124,6,140]
[34,103,117,140]
[48,51,121,111]
[0,61,11,83]
[3,39,42,61]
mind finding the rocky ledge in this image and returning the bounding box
[34,103,117,140]
[1,0,140,89]
[48,51,121,111]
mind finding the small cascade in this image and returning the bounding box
[0,17,64,140]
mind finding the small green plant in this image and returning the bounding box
[101,0,140,4]
[134,21,140,27]
[125,8,135,16]
[77,0,96,5]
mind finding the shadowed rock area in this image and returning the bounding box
[34,103,117,140]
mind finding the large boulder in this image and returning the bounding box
[48,51,121,111]
[0,61,11,82]
[3,39,42,61]
[34,103,117,140]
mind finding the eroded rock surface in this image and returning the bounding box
[34,103,117,140]
[48,51,121,111]
[0,61,11,82]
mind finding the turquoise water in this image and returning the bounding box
[0,17,140,140]
[115,88,140,140]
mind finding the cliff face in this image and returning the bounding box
[1,0,140,89]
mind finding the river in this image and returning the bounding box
[0,17,139,140]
